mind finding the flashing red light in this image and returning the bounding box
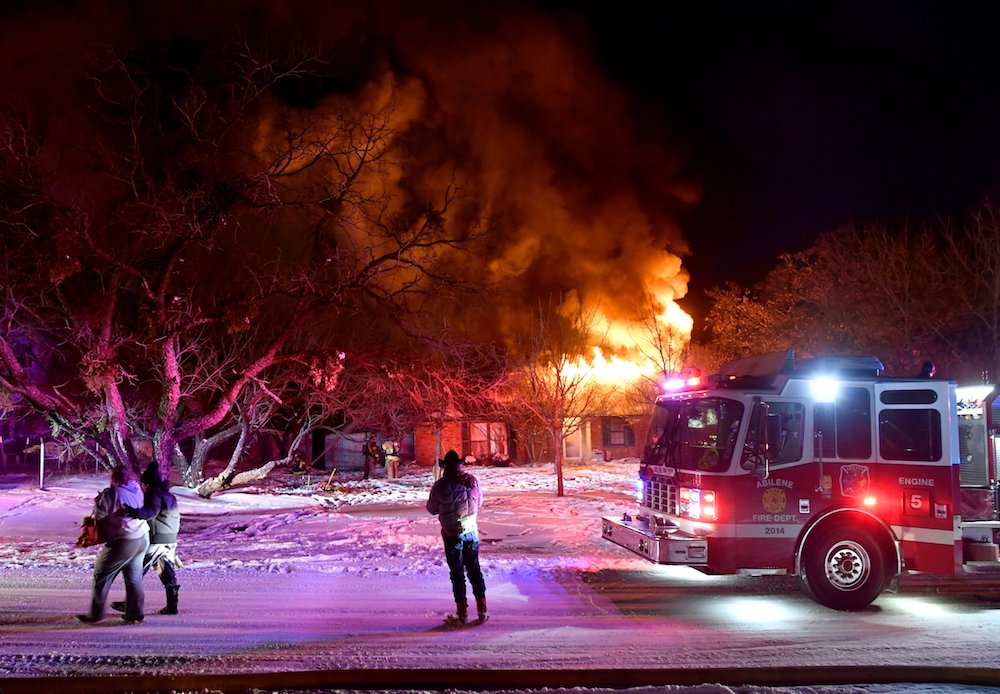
[679,486,718,521]
[662,375,704,392]
[701,489,717,520]
[863,496,877,507]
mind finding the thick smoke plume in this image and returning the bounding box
[1,0,696,357]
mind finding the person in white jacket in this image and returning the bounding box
[426,450,488,624]
[77,466,150,624]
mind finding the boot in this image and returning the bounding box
[445,602,468,624]
[110,600,142,621]
[476,596,489,624]
[159,585,179,615]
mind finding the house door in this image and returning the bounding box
[562,421,590,462]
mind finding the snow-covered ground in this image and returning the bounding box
[1,460,999,694]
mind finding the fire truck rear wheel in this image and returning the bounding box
[801,525,886,611]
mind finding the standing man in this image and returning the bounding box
[118,462,182,615]
[426,450,488,624]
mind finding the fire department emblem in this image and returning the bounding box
[840,464,870,497]
[762,487,786,513]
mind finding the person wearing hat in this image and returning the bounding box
[426,450,488,624]
[117,461,182,615]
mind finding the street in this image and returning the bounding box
[3,562,1000,681]
[3,466,1000,690]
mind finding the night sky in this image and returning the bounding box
[4,1,1000,333]
[574,2,1000,318]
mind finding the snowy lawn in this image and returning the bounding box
[1,461,999,694]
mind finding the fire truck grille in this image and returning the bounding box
[643,478,677,515]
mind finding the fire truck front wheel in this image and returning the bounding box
[800,525,887,611]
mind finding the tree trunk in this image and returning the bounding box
[553,415,564,498]
[195,459,281,498]
[433,422,443,482]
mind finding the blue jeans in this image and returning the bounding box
[443,531,486,605]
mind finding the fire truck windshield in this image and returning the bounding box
[645,397,745,471]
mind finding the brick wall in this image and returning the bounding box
[413,421,465,467]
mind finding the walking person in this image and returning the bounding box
[77,466,150,624]
[426,450,488,624]
[115,461,182,615]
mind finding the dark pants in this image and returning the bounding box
[443,531,486,605]
[86,534,149,621]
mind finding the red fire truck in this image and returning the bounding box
[601,350,1000,610]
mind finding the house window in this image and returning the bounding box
[601,417,636,447]
[469,422,508,461]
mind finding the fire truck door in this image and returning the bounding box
[735,401,809,571]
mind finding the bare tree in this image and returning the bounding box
[619,291,691,415]
[505,298,612,497]
[937,197,1000,380]
[0,45,489,492]
[392,338,508,476]
[699,224,966,377]
[702,281,786,362]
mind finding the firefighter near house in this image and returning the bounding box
[601,350,1000,610]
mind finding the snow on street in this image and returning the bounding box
[2,461,1000,693]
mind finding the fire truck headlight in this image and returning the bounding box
[863,495,877,507]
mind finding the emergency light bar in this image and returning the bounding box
[662,375,704,392]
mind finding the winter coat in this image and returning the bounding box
[426,471,482,537]
[130,484,180,545]
[92,480,148,542]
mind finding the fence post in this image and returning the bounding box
[38,438,45,490]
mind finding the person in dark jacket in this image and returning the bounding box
[77,466,149,624]
[363,434,380,480]
[117,462,182,615]
[426,450,488,624]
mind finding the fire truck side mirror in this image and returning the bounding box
[747,413,782,480]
